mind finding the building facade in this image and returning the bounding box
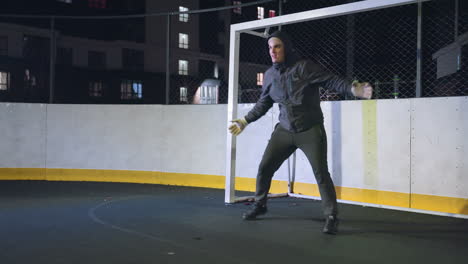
[0,0,278,104]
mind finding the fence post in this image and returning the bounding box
[393,75,400,99]
[416,0,422,97]
[454,0,459,39]
[278,0,283,30]
[374,80,380,99]
[165,14,171,105]
[49,17,56,104]
[346,0,355,100]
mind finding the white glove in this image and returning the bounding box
[228,118,248,136]
[352,81,373,99]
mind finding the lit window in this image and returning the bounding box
[233,1,242,14]
[199,86,218,104]
[89,81,103,98]
[178,60,188,75]
[0,36,7,56]
[257,7,264,19]
[88,0,106,9]
[120,80,143,100]
[269,10,276,17]
[179,6,189,22]
[0,71,10,91]
[178,33,189,49]
[257,73,264,86]
[180,87,188,102]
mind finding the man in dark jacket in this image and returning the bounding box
[228,31,372,235]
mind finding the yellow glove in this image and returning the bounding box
[228,118,248,136]
[352,81,373,99]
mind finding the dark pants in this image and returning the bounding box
[255,123,338,217]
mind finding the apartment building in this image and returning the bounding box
[0,0,278,104]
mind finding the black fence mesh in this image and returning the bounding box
[422,0,468,97]
[0,0,466,105]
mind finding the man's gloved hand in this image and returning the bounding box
[228,118,248,136]
[352,81,373,99]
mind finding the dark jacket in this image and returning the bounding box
[244,59,353,133]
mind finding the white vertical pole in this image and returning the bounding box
[225,29,241,203]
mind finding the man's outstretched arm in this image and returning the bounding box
[228,74,274,136]
[301,60,373,99]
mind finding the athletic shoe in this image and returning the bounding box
[322,215,339,234]
[242,203,267,220]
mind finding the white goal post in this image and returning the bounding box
[225,0,428,204]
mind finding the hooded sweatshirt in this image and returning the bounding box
[244,31,353,133]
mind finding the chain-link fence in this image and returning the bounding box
[0,0,466,105]
[422,0,468,97]
[238,0,467,103]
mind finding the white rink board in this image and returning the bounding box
[0,103,47,168]
[234,104,276,180]
[294,100,411,194]
[411,97,468,198]
[161,105,227,176]
[376,99,411,193]
[322,101,365,188]
[46,104,164,172]
[1,96,467,203]
[235,103,305,182]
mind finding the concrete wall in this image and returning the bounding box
[1,96,467,216]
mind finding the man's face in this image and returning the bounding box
[268,37,285,63]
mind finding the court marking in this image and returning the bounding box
[87,195,258,264]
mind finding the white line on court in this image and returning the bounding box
[87,195,257,264]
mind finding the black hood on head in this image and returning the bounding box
[267,30,300,69]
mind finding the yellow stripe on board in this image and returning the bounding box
[45,168,226,189]
[411,193,468,215]
[234,177,256,192]
[0,168,466,215]
[285,182,409,208]
[233,177,289,194]
[335,185,410,208]
[289,181,321,197]
[362,100,379,187]
[0,168,46,180]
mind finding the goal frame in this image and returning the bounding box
[225,0,427,204]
